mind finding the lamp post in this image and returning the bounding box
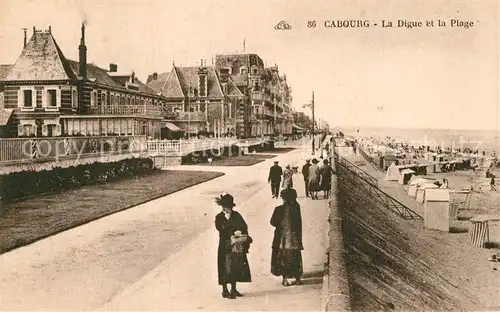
[303,91,315,154]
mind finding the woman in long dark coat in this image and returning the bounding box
[320,158,335,199]
[215,193,251,299]
[270,188,303,286]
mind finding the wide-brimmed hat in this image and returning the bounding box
[274,160,279,164]
[280,188,298,202]
[305,159,311,162]
[323,159,329,164]
[311,158,319,164]
[216,193,236,207]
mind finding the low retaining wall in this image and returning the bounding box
[322,174,351,311]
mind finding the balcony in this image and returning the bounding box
[86,105,161,117]
[165,111,206,121]
[251,91,262,101]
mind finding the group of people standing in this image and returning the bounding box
[302,158,335,199]
[214,188,304,299]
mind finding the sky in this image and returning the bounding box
[0,0,498,131]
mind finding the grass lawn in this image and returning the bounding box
[185,154,276,166]
[0,170,224,254]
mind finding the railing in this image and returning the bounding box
[356,143,382,171]
[147,138,239,156]
[0,135,147,164]
[333,149,422,221]
[86,105,161,117]
[165,111,206,121]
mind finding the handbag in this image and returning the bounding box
[230,234,253,253]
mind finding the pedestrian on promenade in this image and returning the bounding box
[215,193,252,299]
[270,188,303,287]
[301,159,311,197]
[308,158,320,199]
[320,159,335,199]
[491,175,497,191]
[282,165,294,189]
[269,160,283,198]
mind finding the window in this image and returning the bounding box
[240,67,247,75]
[102,93,107,106]
[252,68,258,75]
[23,124,34,136]
[72,89,78,108]
[23,90,33,107]
[92,92,97,106]
[199,75,206,97]
[110,94,114,105]
[47,90,57,107]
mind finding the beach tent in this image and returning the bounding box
[398,169,415,185]
[424,188,451,232]
[385,162,400,181]
[416,183,439,203]
[408,178,431,197]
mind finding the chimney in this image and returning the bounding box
[79,23,87,79]
[48,25,51,34]
[153,72,158,80]
[32,26,36,35]
[109,63,117,72]
[131,71,135,83]
[23,28,27,49]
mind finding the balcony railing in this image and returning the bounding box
[147,138,239,156]
[86,105,161,117]
[164,111,206,121]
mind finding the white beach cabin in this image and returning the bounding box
[407,178,432,197]
[398,169,415,185]
[416,183,439,203]
[424,188,451,232]
[385,162,399,181]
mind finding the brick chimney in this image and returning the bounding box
[79,23,87,79]
[23,28,27,49]
[109,63,117,72]
[153,72,158,80]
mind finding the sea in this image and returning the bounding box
[338,126,500,153]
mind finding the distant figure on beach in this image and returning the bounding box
[269,161,283,198]
[270,188,303,287]
[491,175,497,191]
[282,165,294,189]
[302,159,311,197]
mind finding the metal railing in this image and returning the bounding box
[333,149,422,221]
[86,105,161,117]
[0,135,147,164]
[356,144,382,171]
[165,111,206,121]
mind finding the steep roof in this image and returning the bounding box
[5,31,76,81]
[67,60,122,88]
[175,66,224,98]
[135,78,157,95]
[0,65,14,80]
[147,70,184,98]
[226,78,244,97]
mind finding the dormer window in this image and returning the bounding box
[240,66,247,75]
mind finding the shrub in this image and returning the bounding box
[0,158,156,202]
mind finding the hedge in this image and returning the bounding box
[0,158,156,202]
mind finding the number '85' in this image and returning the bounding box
[307,21,316,28]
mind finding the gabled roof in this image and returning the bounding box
[5,31,76,81]
[175,66,224,99]
[226,78,244,97]
[0,109,13,126]
[147,70,184,98]
[0,65,14,80]
[135,78,157,95]
[148,65,225,99]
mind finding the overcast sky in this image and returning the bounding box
[1,1,498,131]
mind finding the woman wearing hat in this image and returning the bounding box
[270,188,303,286]
[320,158,335,199]
[215,193,252,299]
[308,158,321,199]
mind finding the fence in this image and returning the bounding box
[87,105,161,117]
[333,148,422,221]
[146,138,240,156]
[356,144,382,171]
[0,135,147,164]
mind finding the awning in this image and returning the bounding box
[292,123,303,130]
[161,121,182,131]
[0,109,13,126]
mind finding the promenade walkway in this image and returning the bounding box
[0,142,331,311]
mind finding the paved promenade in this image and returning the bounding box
[0,143,331,311]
